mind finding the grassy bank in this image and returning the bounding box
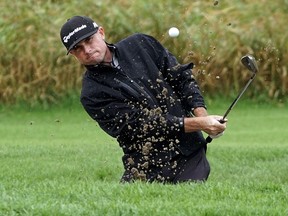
[0,101,287,215]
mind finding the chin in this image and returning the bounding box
[84,59,99,65]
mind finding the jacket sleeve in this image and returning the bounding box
[143,34,206,114]
[164,61,207,114]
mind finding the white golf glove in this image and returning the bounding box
[209,132,224,139]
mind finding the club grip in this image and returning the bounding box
[206,136,213,143]
[206,136,212,143]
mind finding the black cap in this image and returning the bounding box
[60,16,99,54]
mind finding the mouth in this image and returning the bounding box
[87,51,97,60]
[85,51,102,65]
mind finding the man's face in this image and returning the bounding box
[69,27,108,65]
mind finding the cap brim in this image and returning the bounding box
[66,28,98,55]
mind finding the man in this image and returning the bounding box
[60,16,227,183]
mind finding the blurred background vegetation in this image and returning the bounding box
[0,0,287,107]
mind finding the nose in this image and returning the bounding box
[83,44,92,54]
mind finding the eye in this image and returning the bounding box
[86,35,94,43]
[73,45,81,52]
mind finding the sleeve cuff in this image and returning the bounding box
[178,117,184,132]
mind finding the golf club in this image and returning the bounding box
[206,54,258,143]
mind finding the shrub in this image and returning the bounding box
[0,0,287,106]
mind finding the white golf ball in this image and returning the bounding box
[168,27,179,37]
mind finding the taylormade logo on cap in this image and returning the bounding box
[63,24,87,43]
[60,16,99,54]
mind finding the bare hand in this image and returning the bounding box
[202,115,227,136]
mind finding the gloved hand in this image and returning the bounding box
[209,131,224,139]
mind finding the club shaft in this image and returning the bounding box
[221,73,256,120]
[206,73,256,143]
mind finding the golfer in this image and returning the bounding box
[60,16,227,183]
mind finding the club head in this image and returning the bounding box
[241,55,258,74]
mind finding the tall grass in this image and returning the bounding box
[0,0,287,106]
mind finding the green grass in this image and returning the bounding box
[0,101,287,215]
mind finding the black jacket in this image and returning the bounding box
[80,33,207,182]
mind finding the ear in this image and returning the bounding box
[98,27,105,40]
[70,53,81,63]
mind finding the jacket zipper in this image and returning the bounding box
[114,73,158,106]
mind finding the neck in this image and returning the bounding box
[101,47,112,66]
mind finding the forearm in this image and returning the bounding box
[184,117,205,133]
[193,107,208,117]
[183,114,227,135]
[183,107,208,133]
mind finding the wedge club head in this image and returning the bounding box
[241,55,258,74]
